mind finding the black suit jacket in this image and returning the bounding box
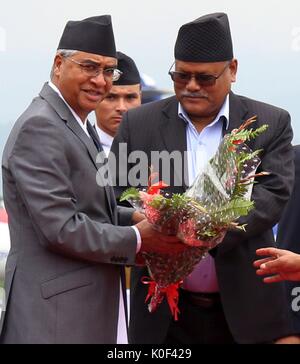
[277,145,300,331]
[111,92,295,343]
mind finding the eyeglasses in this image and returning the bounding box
[168,62,230,87]
[64,57,123,82]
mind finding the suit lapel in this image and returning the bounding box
[226,92,250,135]
[39,83,115,220]
[39,84,99,168]
[159,97,188,190]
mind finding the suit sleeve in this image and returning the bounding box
[218,109,294,253]
[9,116,137,265]
[277,145,300,248]
[117,206,134,226]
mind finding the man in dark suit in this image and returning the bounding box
[277,146,300,331]
[111,12,299,343]
[0,15,184,344]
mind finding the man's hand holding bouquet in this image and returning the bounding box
[122,116,269,320]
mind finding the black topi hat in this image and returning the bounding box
[114,52,141,85]
[174,12,233,62]
[57,15,116,57]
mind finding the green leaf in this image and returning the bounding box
[228,124,269,144]
[210,198,254,221]
[148,194,167,209]
[120,187,140,202]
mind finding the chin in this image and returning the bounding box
[82,101,98,113]
[184,105,208,116]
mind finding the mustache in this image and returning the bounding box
[181,92,208,98]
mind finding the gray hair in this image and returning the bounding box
[50,49,78,79]
[57,49,78,58]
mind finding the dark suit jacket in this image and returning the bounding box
[111,92,295,344]
[277,145,300,331]
[0,83,137,344]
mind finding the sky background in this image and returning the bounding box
[0,0,300,195]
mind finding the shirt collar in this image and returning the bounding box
[95,124,114,147]
[178,94,230,131]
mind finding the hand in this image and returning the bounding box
[254,247,300,283]
[135,219,187,255]
[132,211,146,224]
[274,335,300,344]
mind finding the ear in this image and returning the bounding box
[229,59,238,83]
[53,54,63,77]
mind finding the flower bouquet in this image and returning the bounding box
[121,116,269,320]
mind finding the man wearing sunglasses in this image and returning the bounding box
[111,12,299,343]
[0,15,186,344]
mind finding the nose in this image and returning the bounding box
[116,98,127,113]
[90,72,107,87]
[186,76,201,92]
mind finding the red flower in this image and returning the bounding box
[178,218,202,247]
[147,181,169,195]
[147,170,168,195]
[232,139,244,145]
[138,192,162,224]
[145,205,161,224]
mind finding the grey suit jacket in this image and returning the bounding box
[0,83,137,344]
[111,93,296,343]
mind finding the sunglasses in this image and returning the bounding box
[168,62,230,87]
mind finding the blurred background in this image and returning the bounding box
[0,1,300,290]
[1,1,300,161]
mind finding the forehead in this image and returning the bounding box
[175,60,227,73]
[72,51,117,66]
[109,84,141,95]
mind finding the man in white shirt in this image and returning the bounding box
[95,52,142,156]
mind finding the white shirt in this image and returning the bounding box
[181,96,229,185]
[95,124,114,157]
[179,95,229,292]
